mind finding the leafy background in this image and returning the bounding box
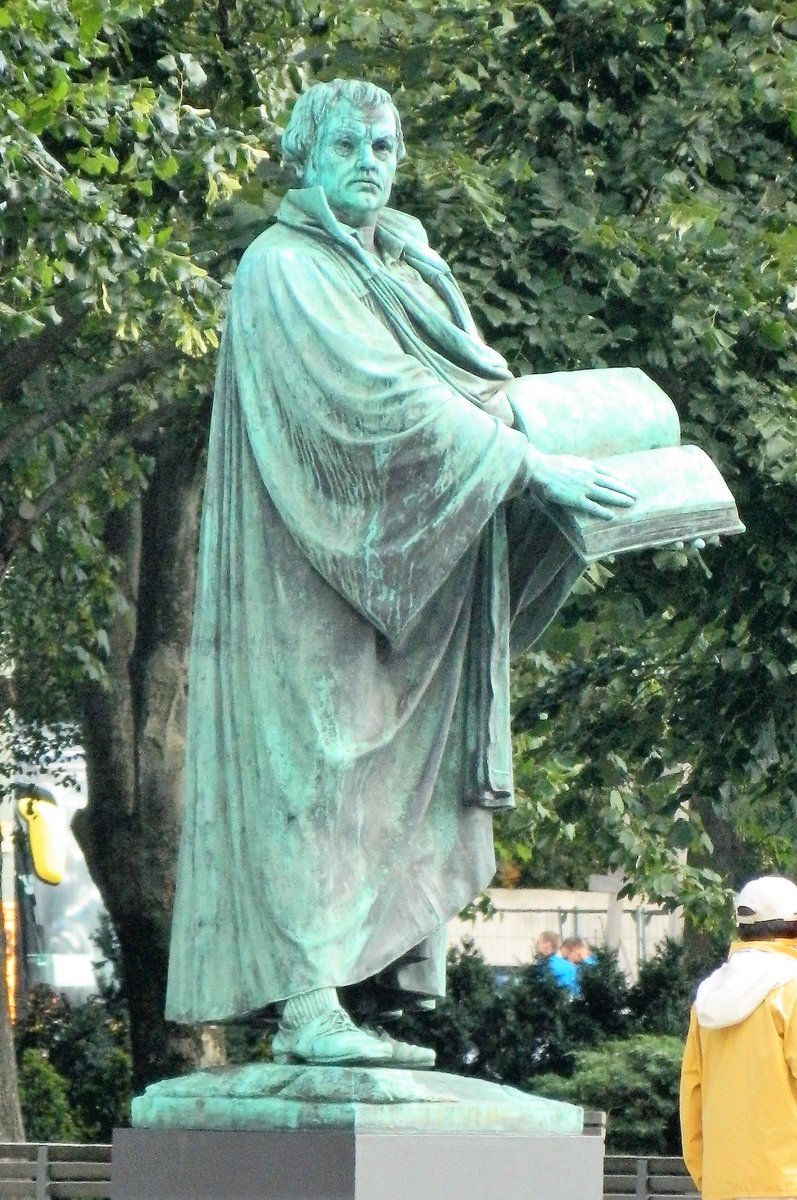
[1,0,796,1100]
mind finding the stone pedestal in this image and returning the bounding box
[112,1127,603,1200]
[114,1065,603,1199]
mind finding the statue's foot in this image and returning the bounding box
[272,1007,393,1066]
[363,1026,436,1069]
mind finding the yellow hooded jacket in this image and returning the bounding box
[680,940,797,1199]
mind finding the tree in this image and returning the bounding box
[483,0,797,915]
[72,412,212,1087]
[305,0,797,916]
[3,0,796,1091]
[1,0,231,578]
[0,0,297,1088]
[0,0,257,780]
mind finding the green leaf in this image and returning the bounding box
[154,155,179,181]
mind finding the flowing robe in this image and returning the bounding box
[165,187,582,1021]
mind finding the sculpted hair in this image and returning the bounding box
[282,78,406,179]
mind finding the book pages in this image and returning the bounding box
[506,367,680,458]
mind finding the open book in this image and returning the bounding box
[506,367,745,563]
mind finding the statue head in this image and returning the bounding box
[282,79,406,228]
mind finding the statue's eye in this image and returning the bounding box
[337,139,355,153]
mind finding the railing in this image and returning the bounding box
[0,1139,698,1200]
[604,1156,698,1200]
[0,1144,111,1200]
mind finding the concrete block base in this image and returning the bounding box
[112,1127,603,1200]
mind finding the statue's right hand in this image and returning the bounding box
[524,446,637,521]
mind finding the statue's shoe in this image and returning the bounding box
[363,1026,436,1069]
[271,1008,393,1066]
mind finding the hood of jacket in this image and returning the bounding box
[694,939,797,1030]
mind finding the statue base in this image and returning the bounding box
[130,1063,583,1134]
[113,1127,603,1200]
[116,1066,602,1199]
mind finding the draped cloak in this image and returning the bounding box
[165,186,583,1022]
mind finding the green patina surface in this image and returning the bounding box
[165,84,584,1027]
[132,1065,584,1135]
[160,81,740,1127]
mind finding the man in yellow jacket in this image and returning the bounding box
[680,876,797,1199]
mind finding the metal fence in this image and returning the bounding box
[604,1155,698,1200]
[449,886,682,980]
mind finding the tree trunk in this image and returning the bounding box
[73,412,222,1091]
[0,918,25,1140]
[682,792,756,972]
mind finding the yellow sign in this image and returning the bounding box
[17,797,66,885]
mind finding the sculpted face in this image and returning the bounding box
[303,100,399,228]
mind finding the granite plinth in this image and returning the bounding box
[130,1064,583,1135]
[112,1126,604,1200]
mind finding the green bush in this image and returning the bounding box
[532,1034,684,1154]
[16,986,132,1141]
[483,962,577,1083]
[393,940,644,1082]
[392,941,638,1081]
[569,945,634,1043]
[629,938,694,1036]
[17,1049,78,1143]
[390,941,505,1077]
[389,937,703,1152]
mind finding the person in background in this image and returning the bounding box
[680,875,797,1200]
[560,936,595,966]
[560,936,596,997]
[535,930,578,996]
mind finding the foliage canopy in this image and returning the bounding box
[2,0,796,929]
[301,0,797,917]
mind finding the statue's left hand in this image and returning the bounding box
[523,446,638,520]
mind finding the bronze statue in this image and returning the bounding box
[165,78,641,1067]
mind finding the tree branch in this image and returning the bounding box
[0,398,187,581]
[0,344,181,469]
[35,402,186,520]
[0,304,86,405]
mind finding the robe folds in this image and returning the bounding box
[165,187,582,1022]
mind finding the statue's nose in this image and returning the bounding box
[357,143,377,169]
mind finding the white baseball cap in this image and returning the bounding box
[735,876,797,925]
